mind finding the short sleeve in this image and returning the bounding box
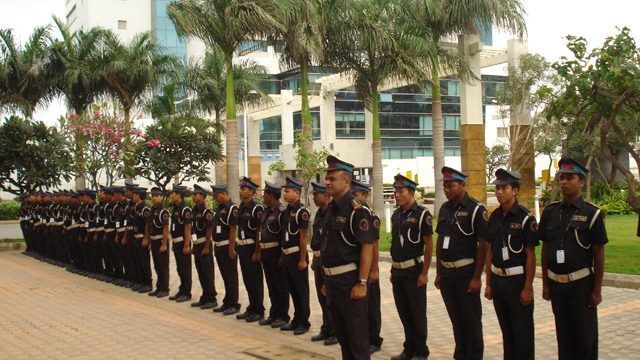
[353,206,373,244]
[142,207,151,221]
[228,205,239,226]
[160,209,170,225]
[372,213,381,240]
[523,215,540,248]
[473,204,489,236]
[420,210,434,238]
[204,208,215,227]
[537,207,551,243]
[183,206,192,224]
[587,211,608,246]
[297,208,310,229]
[254,205,264,221]
[435,205,448,235]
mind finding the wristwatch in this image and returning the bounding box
[359,279,368,286]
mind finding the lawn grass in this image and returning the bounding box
[378,214,640,275]
[0,238,24,243]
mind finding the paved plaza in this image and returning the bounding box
[0,250,639,360]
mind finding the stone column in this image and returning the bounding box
[458,34,487,205]
[320,86,336,149]
[247,115,262,197]
[281,90,295,146]
[507,39,535,209]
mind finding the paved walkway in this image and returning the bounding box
[1,250,639,360]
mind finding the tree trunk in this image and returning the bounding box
[371,87,384,214]
[300,61,314,201]
[214,111,225,184]
[225,55,240,200]
[586,154,594,201]
[608,150,620,184]
[431,67,445,218]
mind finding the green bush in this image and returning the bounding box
[0,201,20,220]
[541,181,637,214]
[424,191,435,198]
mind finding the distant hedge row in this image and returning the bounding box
[0,201,20,220]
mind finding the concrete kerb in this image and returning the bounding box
[0,242,26,252]
[0,220,20,224]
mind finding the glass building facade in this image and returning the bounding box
[151,0,187,62]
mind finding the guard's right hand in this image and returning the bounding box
[434,274,441,290]
[542,285,550,301]
[142,240,148,248]
[484,286,492,300]
[159,244,167,253]
[228,248,236,260]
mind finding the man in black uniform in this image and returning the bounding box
[435,167,488,360]
[124,183,143,291]
[83,190,99,278]
[211,184,241,316]
[110,186,127,285]
[350,180,384,354]
[256,181,290,329]
[131,186,153,293]
[189,184,218,309]
[19,193,29,252]
[321,156,373,360]
[94,186,109,281]
[236,177,265,322]
[388,175,433,360]
[168,184,193,302]
[539,157,607,360]
[147,187,171,298]
[280,177,311,335]
[309,181,338,346]
[484,169,538,360]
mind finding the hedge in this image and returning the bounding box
[0,201,20,220]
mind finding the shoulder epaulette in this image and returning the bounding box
[278,203,287,212]
[518,204,534,216]
[351,198,363,210]
[585,201,602,211]
[468,197,482,205]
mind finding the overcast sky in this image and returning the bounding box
[1,0,639,124]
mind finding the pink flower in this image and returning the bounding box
[114,136,122,142]
[142,133,148,138]
[147,139,161,147]
[94,111,101,117]
[69,113,76,120]
[137,113,143,119]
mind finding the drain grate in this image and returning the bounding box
[244,345,334,360]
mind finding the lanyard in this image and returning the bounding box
[559,206,578,250]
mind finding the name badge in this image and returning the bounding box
[557,250,565,264]
[104,219,108,225]
[216,225,221,234]
[572,215,588,222]
[502,247,509,261]
[191,234,197,241]
[241,230,245,239]
[116,221,120,228]
[172,223,175,232]
[72,219,75,225]
[50,217,55,223]
[443,236,450,249]
[85,221,90,227]
[124,220,127,226]
[400,234,404,246]
[285,232,289,241]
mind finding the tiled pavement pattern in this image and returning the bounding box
[1,250,639,360]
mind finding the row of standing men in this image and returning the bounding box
[18,155,606,360]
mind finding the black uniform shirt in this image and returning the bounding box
[311,207,329,251]
[321,192,373,268]
[281,200,309,250]
[146,203,170,236]
[133,202,151,235]
[170,200,192,240]
[436,192,488,262]
[538,197,607,274]
[96,201,107,230]
[238,199,264,240]
[484,199,539,269]
[192,202,215,239]
[86,202,98,231]
[116,200,129,232]
[260,202,286,245]
[106,201,118,230]
[372,212,381,240]
[213,200,238,243]
[391,201,433,263]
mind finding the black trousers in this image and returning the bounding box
[283,252,310,329]
[133,236,152,286]
[490,274,535,360]
[150,239,170,292]
[548,275,598,360]
[238,242,265,315]
[215,245,239,308]
[94,231,105,274]
[125,231,141,284]
[82,234,95,271]
[261,246,290,322]
[312,256,333,335]
[325,269,370,360]
[440,275,484,360]
[392,265,428,357]
[102,232,115,277]
[108,231,124,278]
[193,242,217,303]
[368,278,383,348]
[120,232,134,281]
[172,240,192,296]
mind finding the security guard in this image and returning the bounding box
[190,184,218,309]
[257,181,290,329]
[169,184,193,302]
[484,169,538,360]
[83,190,99,278]
[146,187,171,298]
[19,193,29,252]
[131,186,153,294]
[539,157,607,360]
[211,184,241,316]
[435,166,488,360]
[388,175,432,360]
[236,177,265,322]
[95,186,109,281]
[321,156,373,360]
[124,183,143,291]
[309,181,338,346]
[350,180,384,354]
[280,177,311,335]
[110,186,127,285]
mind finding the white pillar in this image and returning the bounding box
[281,90,295,146]
[320,85,336,149]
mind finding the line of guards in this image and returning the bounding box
[17,155,606,360]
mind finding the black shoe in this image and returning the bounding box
[280,323,297,331]
[138,285,153,293]
[176,295,191,303]
[259,317,275,326]
[130,284,140,291]
[148,289,160,297]
[191,301,204,307]
[410,356,426,360]
[156,291,169,298]
[390,352,412,360]
[213,305,229,313]
[271,319,288,328]
[245,314,264,323]
[112,279,123,286]
[236,311,250,320]
[169,294,180,301]
[200,301,218,310]
[369,344,381,354]
[223,306,240,316]
[324,335,338,346]
[311,333,331,342]
[293,326,309,336]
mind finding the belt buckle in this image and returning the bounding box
[443,262,455,269]
[496,268,505,276]
[392,262,400,269]
[557,274,570,283]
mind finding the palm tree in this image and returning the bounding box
[410,0,526,216]
[182,47,271,182]
[0,26,56,118]
[324,0,433,214]
[167,0,282,196]
[276,0,324,155]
